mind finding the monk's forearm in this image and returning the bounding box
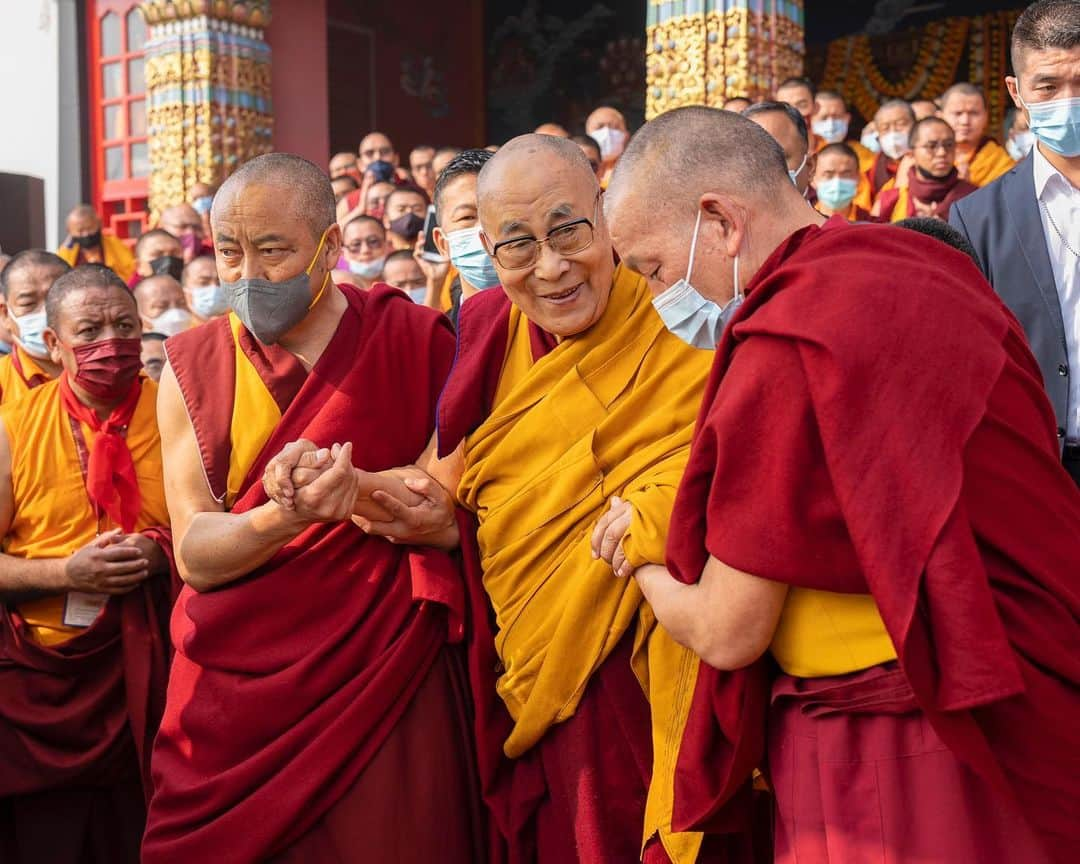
[177,502,307,592]
[0,553,69,604]
[635,559,789,671]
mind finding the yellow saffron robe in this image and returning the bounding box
[457,265,713,862]
[960,138,1015,187]
[1,378,168,645]
[0,346,52,406]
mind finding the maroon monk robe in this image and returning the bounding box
[143,285,485,864]
[668,217,1080,863]
[440,287,745,864]
[0,537,176,864]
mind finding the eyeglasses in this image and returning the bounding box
[361,145,394,160]
[490,195,600,270]
[344,236,384,253]
[915,139,956,153]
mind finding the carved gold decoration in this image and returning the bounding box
[140,4,272,219]
[646,1,804,120]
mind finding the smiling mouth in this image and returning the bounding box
[540,283,583,303]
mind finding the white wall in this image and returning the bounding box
[0,0,82,250]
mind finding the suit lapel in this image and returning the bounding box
[1005,156,1066,343]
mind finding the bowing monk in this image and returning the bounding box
[0,264,174,864]
[266,135,744,863]
[604,105,1080,864]
[142,153,482,864]
[0,251,69,404]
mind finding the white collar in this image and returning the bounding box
[1032,143,1071,200]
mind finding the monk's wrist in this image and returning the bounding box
[251,500,312,540]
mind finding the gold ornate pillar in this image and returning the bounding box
[139,1,273,219]
[646,0,805,119]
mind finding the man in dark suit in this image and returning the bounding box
[951,0,1080,485]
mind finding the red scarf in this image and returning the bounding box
[58,372,142,533]
[905,166,978,219]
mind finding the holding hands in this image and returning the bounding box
[591,496,634,578]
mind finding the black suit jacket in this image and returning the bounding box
[950,155,1070,448]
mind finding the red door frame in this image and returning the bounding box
[85,0,149,243]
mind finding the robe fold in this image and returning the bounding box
[668,216,1080,863]
[144,285,484,864]
[0,377,176,864]
[0,346,50,405]
[441,266,747,863]
[961,137,1015,187]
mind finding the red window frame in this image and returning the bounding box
[86,0,149,243]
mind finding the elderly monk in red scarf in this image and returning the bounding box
[141,153,483,863]
[603,106,1080,864]
[0,264,175,864]
[264,135,748,863]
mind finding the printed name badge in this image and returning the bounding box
[63,592,109,628]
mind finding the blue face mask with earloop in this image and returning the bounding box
[1020,92,1080,158]
[651,210,744,349]
[447,227,501,290]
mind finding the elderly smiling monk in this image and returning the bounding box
[140,153,482,864]
[604,105,1080,864]
[265,135,746,863]
[0,265,174,864]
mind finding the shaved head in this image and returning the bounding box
[941,82,986,110]
[213,153,336,240]
[605,106,818,314]
[477,134,598,217]
[607,106,788,216]
[534,122,570,138]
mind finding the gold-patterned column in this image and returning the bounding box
[647,0,805,120]
[139,1,273,219]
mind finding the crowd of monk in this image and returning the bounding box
[0,1,1077,862]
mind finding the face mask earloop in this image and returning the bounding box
[685,208,703,284]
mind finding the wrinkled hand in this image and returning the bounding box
[292,442,361,525]
[119,532,169,578]
[65,529,151,595]
[355,467,457,548]
[263,439,323,509]
[591,496,634,578]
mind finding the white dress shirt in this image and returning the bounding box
[1033,144,1080,442]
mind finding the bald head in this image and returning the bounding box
[213,153,336,241]
[477,134,598,217]
[607,106,789,215]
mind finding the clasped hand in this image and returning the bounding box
[591,496,634,578]
[262,439,458,547]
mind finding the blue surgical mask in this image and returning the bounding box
[11,308,50,359]
[447,226,500,290]
[192,195,213,215]
[812,117,849,144]
[408,287,427,304]
[651,210,743,350]
[860,128,881,153]
[191,283,229,319]
[1020,93,1080,158]
[348,255,386,280]
[816,177,859,211]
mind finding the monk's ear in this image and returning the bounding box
[42,327,63,365]
[1004,76,1024,112]
[432,226,449,259]
[479,231,494,256]
[699,193,745,258]
[322,223,343,268]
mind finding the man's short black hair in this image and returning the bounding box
[743,100,809,147]
[0,250,70,298]
[134,228,179,257]
[432,148,494,226]
[385,249,416,266]
[777,76,816,98]
[896,218,980,266]
[46,264,133,330]
[1011,0,1080,73]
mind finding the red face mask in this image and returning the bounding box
[67,337,143,400]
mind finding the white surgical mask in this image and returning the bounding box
[812,117,849,144]
[191,283,229,319]
[860,128,881,153]
[651,210,743,349]
[147,307,194,337]
[589,126,627,162]
[879,130,911,160]
[348,256,386,280]
[11,308,50,359]
[1006,131,1035,160]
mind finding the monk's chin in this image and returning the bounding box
[530,284,607,338]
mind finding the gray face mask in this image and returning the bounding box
[221,229,330,345]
